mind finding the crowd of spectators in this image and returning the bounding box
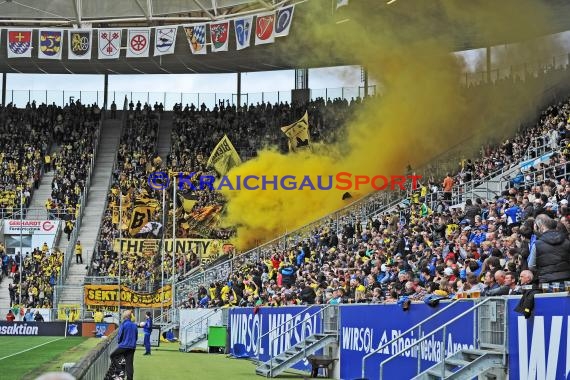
[181,95,570,309]
[2,247,63,309]
[0,103,54,217]
[46,101,101,222]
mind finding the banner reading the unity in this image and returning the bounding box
[112,238,234,265]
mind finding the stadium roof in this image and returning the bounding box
[0,0,569,74]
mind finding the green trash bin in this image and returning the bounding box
[208,326,227,353]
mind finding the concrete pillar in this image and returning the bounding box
[1,73,6,106]
[103,73,109,110]
[237,72,242,107]
[295,68,309,89]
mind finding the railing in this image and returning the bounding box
[255,303,315,362]
[67,329,119,380]
[378,297,508,380]
[5,85,378,111]
[153,307,179,326]
[180,309,219,348]
[0,207,74,220]
[263,304,339,377]
[361,299,460,378]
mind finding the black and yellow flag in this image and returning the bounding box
[128,197,159,236]
[207,135,242,176]
[281,111,310,152]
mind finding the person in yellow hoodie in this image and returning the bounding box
[75,241,83,264]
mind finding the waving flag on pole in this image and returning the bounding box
[126,28,150,57]
[98,29,122,59]
[281,111,311,152]
[275,5,295,37]
[255,12,275,45]
[68,30,92,60]
[154,26,177,56]
[234,16,253,51]
[38,29,63,59]
[209,21,229,52]
[183,24,207,55]
[7,29,32,58]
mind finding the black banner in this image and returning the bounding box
[0,321,82,336]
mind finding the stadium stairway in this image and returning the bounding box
[157,111,173,165]
[58,118,123,305]
[0,273,12,313]
[255,333,338,378]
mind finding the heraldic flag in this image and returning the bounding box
[98,29,122,59]
[207,135,242,176]
[234,16,253,51]
[281,111,311,152]
[38,29,63,59]
[275,5,295,37]
[68,30,92,60]
[128,196,159,236]
[183,24,207,55]
[154,26,177,56]
[209,21,230,52]
[7,29,32,58]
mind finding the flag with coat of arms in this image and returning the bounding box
[255,12,275,45]
[98,29,122,59]
[68,30,92,60]
[234,16,253,51]
[38,29,63,59]
[127,28,150,58]
[275,5,295,37]
[209,21,229,52]
[183,24,207,55]
[7,29,32,58]
[154,26,177,56]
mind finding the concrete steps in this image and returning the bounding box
[58,118,123,305]
[157,112,173,165]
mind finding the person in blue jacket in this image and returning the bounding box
[143,311,153,355]
[111,310,138,380]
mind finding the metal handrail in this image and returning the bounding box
[255,303,316,361]
[180,309,219,348]
[361,299,459,378]
[270,303,336,377]
[378,297,494,380]
[180,309,219,332]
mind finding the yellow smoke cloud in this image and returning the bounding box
[222,0,560,249]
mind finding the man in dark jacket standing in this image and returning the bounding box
[111,310,138,380]
[532,215,570,284]
[143,311,153,355]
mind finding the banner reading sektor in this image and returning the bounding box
[112,238,233,265]
[84,284,172,308]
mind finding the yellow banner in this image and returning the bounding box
[112,238,233,265]
[57,304,81,321]
[207,134,242,175]
[281,111,310,152]
[84,284,172,308]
